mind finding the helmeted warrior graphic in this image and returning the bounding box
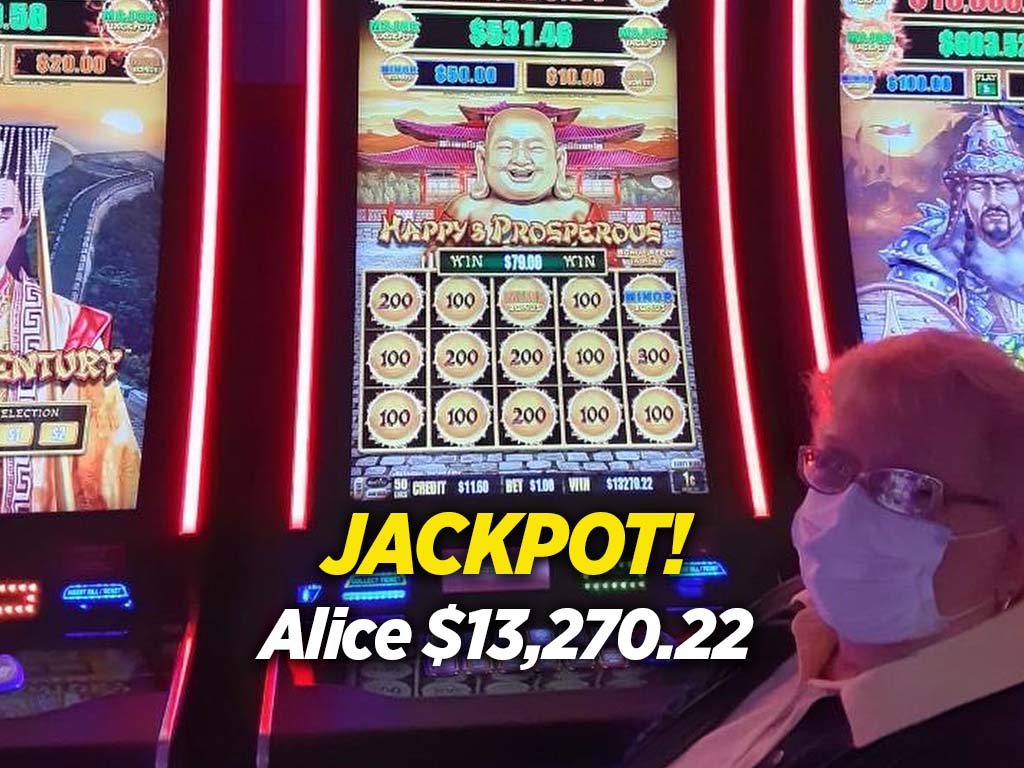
[871,108,1024,355]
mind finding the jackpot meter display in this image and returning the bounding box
[839,0,1024,357]
[351,0,706,502]
[0,0,167,514]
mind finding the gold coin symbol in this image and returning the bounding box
[369,274,423,329]
[434,389,491,446]
[434,277,488,328]
[500,330,554,385]
[564,329,617,384]
[567,388,622,445]
[498,277,551,327]
[631,387,687,444]
[502,388,558,446]
[622,274,675,327]
[434,331,489,386]
[368,332,424,387]
[560,277,614,328]
[366,390,424,448]
[627,329,680,383]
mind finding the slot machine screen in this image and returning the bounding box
[839,1,1024,352]
[351,0,708,503]
[0,0,168,515]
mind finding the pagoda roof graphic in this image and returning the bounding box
[360,102,676,174]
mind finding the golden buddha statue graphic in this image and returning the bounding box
[445,107,598,225]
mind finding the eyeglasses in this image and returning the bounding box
[797,445,998,520]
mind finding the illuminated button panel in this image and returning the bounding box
[0,581,40,621]
[0,403,87,456]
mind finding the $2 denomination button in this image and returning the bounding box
[627,329,680,383]
[366,390,425,448]
[434,276,488,328]
[567,387,623,444]
[502,388,558,445]
[631,387,687,443]
[564,329,617,384]
[369,274,423,329]
[434,331,489,386]
[434,389,491,446]
[560,276,614,327]
[498,276,551,327]
[368,331,424,387]
[622,274,675,327]
[500,330,554,385]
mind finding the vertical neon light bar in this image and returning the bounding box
[180,0,225,535]
[289,0,323,531]
[713,0,769,517]
[792,0,832,371]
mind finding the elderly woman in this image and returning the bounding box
[628,331,1024,768]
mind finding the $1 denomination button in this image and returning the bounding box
[366,390,425,448]
[434,389,491,446]
[627,329,680,383]
[560,276,614,328]
[434,276,488,328]
[369,274,423,329]
[368,331,424,386]
[502,388,558,445]
[434,331,489,385]
[499,330,554,385]
[622,274,675,327]
[498,276,551,327]
[631,387,687,444]
[567,387,623,444]
[564,329,617,384]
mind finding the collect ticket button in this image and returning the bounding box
[38,422,80,447]
[0,423,34,449]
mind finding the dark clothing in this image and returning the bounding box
[625,602,1024,768]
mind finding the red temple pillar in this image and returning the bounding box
[613,172,621,206]
[457,167,467,194]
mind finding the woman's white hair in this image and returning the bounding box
[810,330,1024,508]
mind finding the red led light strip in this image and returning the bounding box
[713,0,769,518]
[256,655,280,768]
[180,0,225,535]
[155,614,197,768]
[289,0,323,531]
[0,581,39,620]
[792,0,832,372]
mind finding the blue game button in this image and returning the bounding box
[0,654,25,694]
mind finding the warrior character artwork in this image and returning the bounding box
[869,109,1024,357]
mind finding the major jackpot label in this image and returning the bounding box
[351,0,707,501]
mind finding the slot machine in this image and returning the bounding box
[0,1,223,765]
[254,1,802,765]
[792,0,1024,363]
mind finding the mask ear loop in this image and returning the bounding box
[950,524,1007,541]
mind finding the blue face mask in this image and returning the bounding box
[792,486,1005,644]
